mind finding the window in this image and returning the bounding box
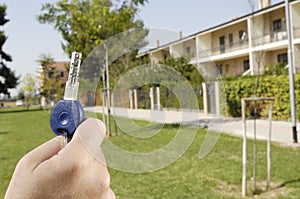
[48,68,55,78]
[239,30,246,43]
[163,53,169,60]
[229,33,233,47]
[273,19,282,32]
[217,64,223,75]
[186,46,191,55]
[243,60,250,72]
[60,71,64,78]
[219,36,225,53]
[277,53,288,64]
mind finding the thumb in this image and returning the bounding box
[66,118,107,165]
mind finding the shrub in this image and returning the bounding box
[223,74,300,121]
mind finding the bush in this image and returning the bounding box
[223,74,300,121]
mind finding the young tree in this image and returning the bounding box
[37,53,63,103]
[20,74,37,109]
[0,4,19,98]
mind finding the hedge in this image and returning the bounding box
[223,74,300,121]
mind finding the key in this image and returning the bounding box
[50,52,85,145]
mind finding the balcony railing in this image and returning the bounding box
[197,29,293,59]
[198,40,249,58]
[252,30,287,46]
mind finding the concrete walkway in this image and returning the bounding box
[223,119,297,145]
[85,106,300,146]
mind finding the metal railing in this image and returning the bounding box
[198,40,249,58]
[252,30,287,46]
[198,30,289,58]
[196,28,298,59]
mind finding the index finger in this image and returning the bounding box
[17,136,64,172]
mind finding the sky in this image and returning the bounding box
[0,0,283,97]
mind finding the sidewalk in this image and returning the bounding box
[223,119,297,145]
[85,106,300,146]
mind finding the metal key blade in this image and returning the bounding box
[64,52,82,100]
[63,131,68,147]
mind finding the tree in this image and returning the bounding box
[159,56,204,109]
[37,0,148,59]
[37,0,149,110]
[37,53,63,103]
[0,4,19,98]
[20,74,37,109]
[160,56,204,87]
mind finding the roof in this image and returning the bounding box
[138,0,296,56]
[49,61,69,71]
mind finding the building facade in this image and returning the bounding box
[38,61,69,104]
[139,0,300,77]
[38,61,69,89]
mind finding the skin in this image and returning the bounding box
[5,118,115,199]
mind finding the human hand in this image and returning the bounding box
[5,118,115,199]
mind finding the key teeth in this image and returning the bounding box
[73,51,82,59]
[64,51,82,100]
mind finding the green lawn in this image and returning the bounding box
[1,107,300,198]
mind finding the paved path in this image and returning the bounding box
[85,106,300,146]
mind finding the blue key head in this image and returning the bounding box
[50,100,85,137]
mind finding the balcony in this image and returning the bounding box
[252,30,287,46]
[198,40,249,58]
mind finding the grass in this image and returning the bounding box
[1,107,300,198]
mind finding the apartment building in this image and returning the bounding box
[139,0,300,77]
[38,61,69,89]
[38,61,69,105]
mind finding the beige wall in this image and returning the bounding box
[252,7,285,42]
[151,52,163,63]
[255,7,285,36]
[250,49,288,74]
[252,14,264,39]
[197,34,212,51]
[211,21,248,50]
[171,43,183,58]
[263,13,271,35]
[269,7,286,31]
[294,44,300,73]
[271,49,287,64]
[183,39,196,57]
[251,52,265,74]
[151,49,169,63]
[258,0,271,9]
[172,39,196,58]
[2,101,17,108]
[292,2,300,36]
[216,56,249,76]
